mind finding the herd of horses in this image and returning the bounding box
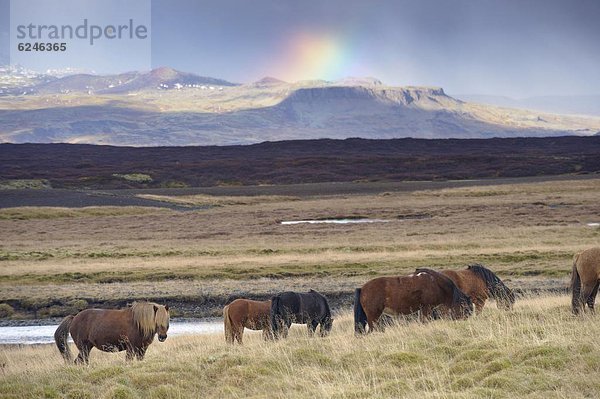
[54,247,600,364]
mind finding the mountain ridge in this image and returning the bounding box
[454,93,600,117]
[1,67,599,146]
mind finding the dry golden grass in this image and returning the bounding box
[0,178,599,316]
[1,295,600,398]
[136,193,299,207]
[0,206,169,220]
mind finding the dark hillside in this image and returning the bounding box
[1,136,599,189]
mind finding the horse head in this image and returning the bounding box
[467,264,516,311]
[321,315,333,336]
[452,292,474,319]
[154,304,170,342]
[495,287,515,311]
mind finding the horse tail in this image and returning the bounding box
[571,253,582,314]
[354,288,367,334]
[223,305,234,344]
[468,264,515,308]
[270,295,281,338]
[54,315,74,363]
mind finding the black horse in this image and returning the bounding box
[271,290,333,338]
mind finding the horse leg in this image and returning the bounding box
[307,320,318,337]
[375,315,388,332]
[283,320,291,338]
[318,320,329,337]
[586,281,600,313]
[262,328,273,341]
[272,316,284,340]
[74,341,92,365]
[236,327,243,344]
[419,307,433,323]
[365,308,382,333]
[135,346,148,361]
[225,324,234,344]
[125,342,136,361]
[473,297,485,314]
[581,283,598,313]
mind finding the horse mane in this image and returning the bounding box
[467,264,515,304]
[415,268,467,307]
[130,302,168,340]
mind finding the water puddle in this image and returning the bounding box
[0,320,223,345]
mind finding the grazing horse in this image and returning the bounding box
[271,290,333,339]
[571,247,600,314]
[354,268,473,334]
[441,264,515,313]
[54,301,170,364]
[223,299,272,344]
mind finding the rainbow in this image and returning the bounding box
[271,31,359,82]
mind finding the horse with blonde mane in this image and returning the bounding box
[54,301,170,364]
[223,298,272,344]
[571,247,600,314]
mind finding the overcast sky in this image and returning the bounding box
[150,0,600,97]
[2,0,599,97]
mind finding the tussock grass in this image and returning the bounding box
[136,193,299,207]
[413,179,600,198]
[0,246,578,283]
[1,178,599,317]
[0,206,170,220]
[1,295,599,398]
[112,173,153,183]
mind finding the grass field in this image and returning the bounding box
[0,178,599,318]
[1,177,599,397]
[1,294,600,398]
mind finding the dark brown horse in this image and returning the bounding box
[571,247,600,314]
[354,268,473,334]
[441,264,515,313]
[223,299,272,344]
[54,301,170,364]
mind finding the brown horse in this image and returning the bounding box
[54,301,170,364]
[571,247,600,314]
[223,299,272,344]
[354,268,473,334]
[441,264,515,313]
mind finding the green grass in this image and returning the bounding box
[0,179,51,190]
[112,173,153,183]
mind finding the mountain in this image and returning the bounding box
[0,69,599,146]
[31,71,140,94]
[0,65,57,94]
[253,76,288,86]
[27,67,238,94]
[453,94,600,117]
